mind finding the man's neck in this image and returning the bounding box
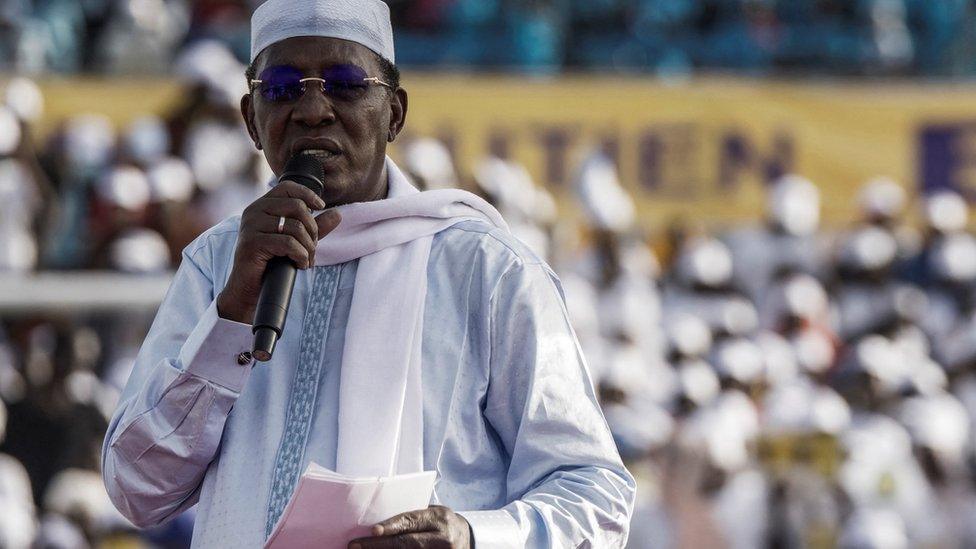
[370,162,390,201]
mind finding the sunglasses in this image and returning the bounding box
[249,64,393,103]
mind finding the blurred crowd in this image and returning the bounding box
[2,0,976,76]
[4,59,976,548]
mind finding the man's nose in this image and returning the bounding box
[292,84,337,126]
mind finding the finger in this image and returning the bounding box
[256,233,312,268]
[269,180,326,210]
[258,216,316,261]
[373,509,439,537]
[349,532,444,549]
[315,210,342,240]
[260,197,319,241]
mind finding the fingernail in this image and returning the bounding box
[373,525,384,536]
[315,197,326,209]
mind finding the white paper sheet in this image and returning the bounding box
[264,463,437,549]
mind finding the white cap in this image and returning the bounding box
[96,166,151,211]
[858,176,906,219]
[791,329,835,374]
[781,273,830,320]
[183,120,253,191]
[755,331,799,386]
[676,236,733,288]
[250,0,395,63]
[124,115,170,165]
[767,174,820,235]
[853,335,908,392]
[666,314,713,358]
[403,138,457,190]
[109,228,171,273]
[0,230,37,272]
[0,106,21,155]
[719,298,759,336]
[474,156,540,222]
[840,226,898,271]
[677,358,720,406]
[33,515,87,549]
[763,379,850,435]
[574,150,635,232]
[174,40,247,107]
[899,393,969,462]
[64,114,116,168]
[43,468,115,528]
[711,338,764,384]
[147,157,195,202]
[931,233,976,282]
[3,77,44,122]
[923,191,968,233]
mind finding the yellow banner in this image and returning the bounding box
[23,75,976,229]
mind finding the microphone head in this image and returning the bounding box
[280,153,325,199]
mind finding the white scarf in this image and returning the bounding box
[311,157,507,477]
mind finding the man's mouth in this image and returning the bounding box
[291,137,344,163]
[298,148,341,161]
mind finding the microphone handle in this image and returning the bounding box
[252,256,297,361]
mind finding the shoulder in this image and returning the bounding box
[178,216,242,284]
[434,219,546,267]
[432,220,564,305]
[183,215,242,262]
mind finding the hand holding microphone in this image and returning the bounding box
[216,154,341,360]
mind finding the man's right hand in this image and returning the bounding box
[216,181,342,324]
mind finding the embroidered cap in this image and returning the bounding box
[250,0,395,63]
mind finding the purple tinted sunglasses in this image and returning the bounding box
[249,64,393,103]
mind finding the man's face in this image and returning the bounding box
[241,36,407,206]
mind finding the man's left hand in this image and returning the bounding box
[348,505,472,548]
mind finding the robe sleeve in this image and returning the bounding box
[458,258,637,548]
[101,235,254,528]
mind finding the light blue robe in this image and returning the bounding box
[101,211,635,548]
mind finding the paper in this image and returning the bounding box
[264,463,437,549]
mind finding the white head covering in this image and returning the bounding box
[0,106,21,155]
[109,228,171,273]
[250,0,395,63]
[711,338,764,384]
[676,236,733,288]
[667,314,712,358]
[923,190,968,233]
[64,114,116,169]
[96,166,151,211]
[3,77,44,122]
[147,157,195,202]
[858,176,906,219]
[573,150,635,232]
[124,115,170,165]
[932,233,976,282]
[174,39,248,107]
[767,174,820,236]
[403,138,457,190]
[842,226,898,271]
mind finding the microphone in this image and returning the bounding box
[252,153,326,362]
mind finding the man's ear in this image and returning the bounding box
[241,93,262,150]
[387,87,408,143]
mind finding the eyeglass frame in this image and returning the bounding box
[247,75,394,100]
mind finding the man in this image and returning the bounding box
[100,1,635,547]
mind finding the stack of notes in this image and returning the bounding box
[265,463,437,549]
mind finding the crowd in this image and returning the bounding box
[1,0,974,76]
[4,58,976,546]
